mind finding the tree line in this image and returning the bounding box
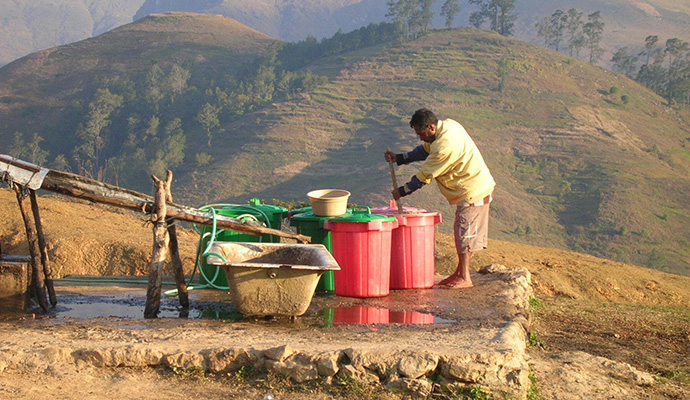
[535,8,689,105]
[535,9,605,64]
[612,36,690,105]
[386,0,518,38]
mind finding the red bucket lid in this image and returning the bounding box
[371,200,427,215]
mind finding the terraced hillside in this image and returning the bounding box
[172,28,690,275]
[0,14,688,275]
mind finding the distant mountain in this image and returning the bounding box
[133,0,388,43]
[0,0,146,66]
[1,13,688,276]
[2,1,689,66]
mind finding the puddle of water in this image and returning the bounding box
[48,287,454,326]
[319,306,454,327]
[51,292,240,320]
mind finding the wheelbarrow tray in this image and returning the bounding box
[205,242,339,316]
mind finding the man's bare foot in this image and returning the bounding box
[437,275,457,286]
[438,278,474,289]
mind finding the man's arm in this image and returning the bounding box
[393,175,426,199]
[395,145,429,165]
[385,145,429,200]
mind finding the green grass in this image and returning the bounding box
[527,368,541,400]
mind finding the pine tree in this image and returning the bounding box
[441,0,461,28]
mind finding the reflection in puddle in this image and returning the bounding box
[50,289,454,326]
[321,306,454,327]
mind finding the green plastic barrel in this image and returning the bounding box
[198,199,288,288]
[289,209,351,293]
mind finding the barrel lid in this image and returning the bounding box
[326,206,396,223]
[247,198,288,215]
[370,200,427,215]
[290,209,352,222]
[288,206,313,217]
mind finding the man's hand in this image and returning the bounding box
[384,149,396,163]
[391,188,402,200]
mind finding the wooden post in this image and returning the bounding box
[387,147,404,214]
[144,172,171,318]
[29,190,57,306]
[13,183,49,312]
[167,218,189,309]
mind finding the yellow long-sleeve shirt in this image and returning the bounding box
[415,119,495,205]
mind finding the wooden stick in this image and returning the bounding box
[167,218,189,308]
[29,190,57,306]
[40,169,310,243]
[386,148,404,214]
[13,183,49,312]
[144,174,169,319]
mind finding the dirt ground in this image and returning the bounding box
[1,189,689,399]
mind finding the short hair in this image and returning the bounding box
[409,108,438,128]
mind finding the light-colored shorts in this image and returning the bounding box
[454,203,490,254]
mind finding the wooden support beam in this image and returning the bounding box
[29,190,57,306]
[13,184,49,312]
[40,169,310,243]
[167,218,189,309]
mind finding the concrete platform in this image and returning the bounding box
[0,265,532,399]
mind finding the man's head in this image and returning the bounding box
[409,108,438,143]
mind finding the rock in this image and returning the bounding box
[205,348,255,373]
[315,351,341,377]
[263,345,295,361]
[266,353,318,383]
[397,353,439,379]
[387,376,433,398]
[163,351,205,370]
[345,348,398,378]
[441,353,491,382]
[337,364,380,385]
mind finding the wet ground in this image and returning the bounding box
[35,268,524,331]
[49,278,457,326]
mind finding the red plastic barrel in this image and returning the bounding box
[371,200,442,289]
[324,208,398,298]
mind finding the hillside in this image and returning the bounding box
[177,28,690,276]
[0,14,688,277]
[0,187,688,398]
[0,12,278,159]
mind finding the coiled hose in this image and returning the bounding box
[163,203,273,297]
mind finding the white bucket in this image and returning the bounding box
[307,189,351,216]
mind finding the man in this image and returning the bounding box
[384,108,495,288]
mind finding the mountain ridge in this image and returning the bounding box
[2,1,690,67]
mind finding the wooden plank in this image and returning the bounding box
[29,190,57,306]
[40,169,310,243]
